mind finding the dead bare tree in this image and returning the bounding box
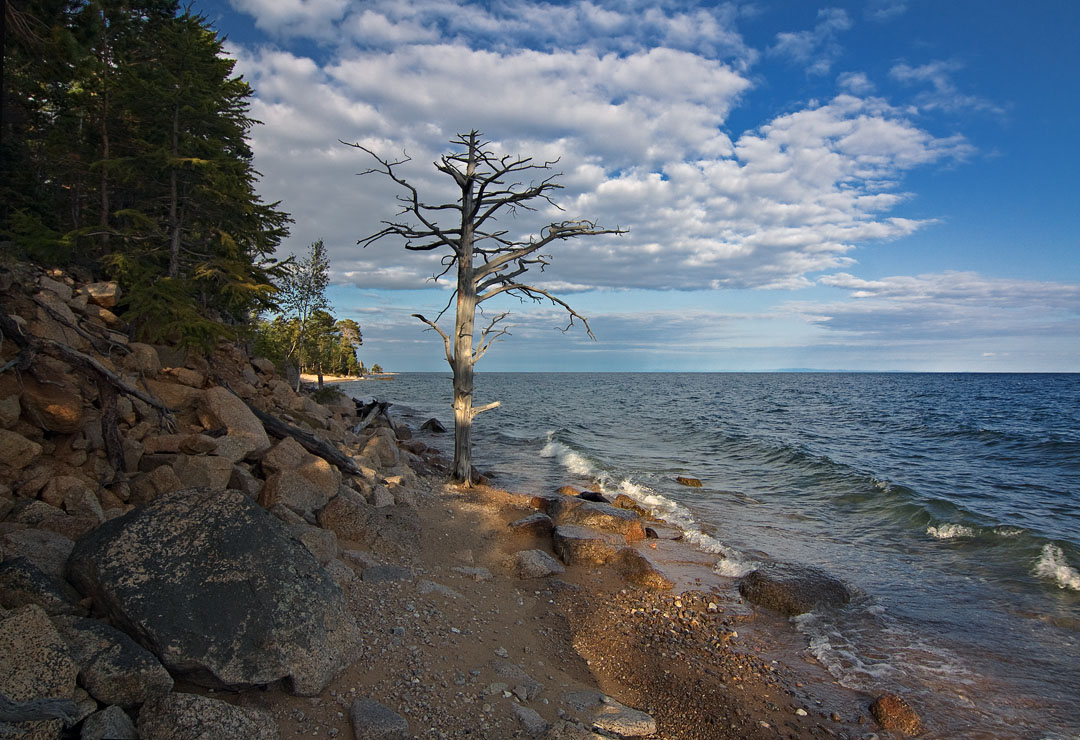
[345,130,625,485]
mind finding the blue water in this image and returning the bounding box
[347,372,1080,738]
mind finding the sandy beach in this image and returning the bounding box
[233,469,875,739]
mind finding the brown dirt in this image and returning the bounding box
[205,476,875,739]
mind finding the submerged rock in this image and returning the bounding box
[870,693,923,735]
[738,562,850,616]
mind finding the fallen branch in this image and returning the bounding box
[352,399,393,435]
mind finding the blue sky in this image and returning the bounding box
[210,0,1079,371]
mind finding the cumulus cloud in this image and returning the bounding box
[227,0,972,302]
[769,7,852,76]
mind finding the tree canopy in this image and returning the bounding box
[2,0,291,348]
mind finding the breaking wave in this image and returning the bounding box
[1034,544,1080,591]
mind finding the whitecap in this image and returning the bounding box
[539,436,596,477]
[927,523,977,539]
[613,479,758,577]
[1034,544,1080,591]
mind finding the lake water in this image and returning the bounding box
[343,372,1080,739]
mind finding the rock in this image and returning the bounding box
[870,693,922,735]
[84,282,121,309]
[162,367,203,388]
[129,464,183,507]
[362,564,415,583]
[53,616,173,707]
[359,427,401,468]
[318,492,420,554]
[508,512,555,537]
[177,433,217,455]
[0,605,78,740]
[251,357,276,375]
[545,720,609,739]
[552,525,623,566]
[350,697,409,740]
[491,659,544,700]
[615,549,673,590]
[258,438,340,514]
[21,376,84,433]
[512,703,549,737]
[0,394,21,429]
[419,418,447,433]
[513,549,566,579]
[0,557,84,616]
[66,488,362,695]
[738,563,851,617]
[1,528,75,582]
[80,705,138,740]
[553,500,645,542]
[123,343,161,375]
[0,428,43,469]
[287,521,339,564]
[170,454,234,490]
[556,485,581,496]
[140,379,204,413]
[452,566,492,581]
[39,274,73,302]
[323,558,357,587]
[676,476,703,487]
[137,692,278,740]
[228,464,263,499]
[371,484,395,507]
[612,494,651,519]
[560,690,657,738]
[198,387,270,462]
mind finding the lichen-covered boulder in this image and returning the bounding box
[0,605,78,740]
[66,488,362,695]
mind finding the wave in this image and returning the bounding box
[540,433,757,577]
[1034,544,1080,591]
[927,523,977,539]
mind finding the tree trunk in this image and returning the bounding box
[451,141,478,484]
[168,103,181,278]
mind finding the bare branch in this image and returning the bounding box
[471,400,502,416]
[474,312,511,363]
[479,282,596,340]
[412,313,453,365]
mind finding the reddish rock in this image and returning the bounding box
[0,428,42,469]
[22,375,84,433]
[552,525,622,566]
[615,549,673,590]
[553,500,646,542]
[870,693,922,735]
[84,281,121,308]
[508,513,555,538]
[676,476,703,487]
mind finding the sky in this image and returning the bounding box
[209,0,1079,372]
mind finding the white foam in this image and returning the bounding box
[993,526,1024,537]
[927,523,976,539]
[540,437,596,477]
[1034,544,1080,591]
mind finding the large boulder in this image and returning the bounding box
[552,500,646,542]
[258,438,340,515]
[552,526,623,566]
[0,557,84,616]
[317,489,420,554]
[198,387,271,462]
[1,529,76,582]
[65,488,363,695]
[738,563,851,617]
[137,692,278,740]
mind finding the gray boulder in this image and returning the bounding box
[1,528,75,582]
[350,697,409,740]
[738,562,851,616]
[66,488,362,695]
[137,692,278,740]
[0,557,84,616]
[80,705,138,740]
[53,616,173,707]
[512,549,565,579]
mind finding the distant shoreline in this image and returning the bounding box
[299,372,396,384]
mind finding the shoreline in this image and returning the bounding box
[300,372,396,384]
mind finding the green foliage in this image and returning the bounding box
[1,0,290,342]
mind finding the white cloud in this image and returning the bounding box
[837,71,874,95]
[889,60,1005,115]
[806,271,1080,338]
[864,0,907,22]
[769,7,852,76]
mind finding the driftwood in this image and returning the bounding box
[235,393,362,476]
[352,399,393,435]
